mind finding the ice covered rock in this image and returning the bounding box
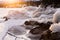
[29,21,53,35]
[53,10,60,23]
[32,6,56,18]
[40,23,60,40]
[49,23,60,33]
[24,20,40,29]
[27,21,52,40]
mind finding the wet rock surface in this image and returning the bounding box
[24,20,53,40]
[29,21,53,34]
[40,31,60,40]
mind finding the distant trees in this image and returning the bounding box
[26,1,41,6]
[1,0,60,8]
[41,0,60,8]
[26,0,60,8]
[0,3,4,8]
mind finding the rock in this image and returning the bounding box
[24,20,40,29]
[30,21,53,35]
[40,31,60,40]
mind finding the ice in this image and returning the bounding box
[0,19,30,40]
[0,6,57,40]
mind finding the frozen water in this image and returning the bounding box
[0,6,58,40]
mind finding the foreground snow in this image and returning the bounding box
[0,6,59,40]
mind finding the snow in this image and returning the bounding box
[0,6,57,40]
[49,23,60,33]
[53,10,60,23]
[0,19,30,40]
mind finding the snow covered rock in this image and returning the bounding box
[53,10,60,23]
[40,23,60,40]
[32,6,56,18]
[29,21,53,34]
[49,23,60,33]
[39,14,53,20]
[26,21,53,40]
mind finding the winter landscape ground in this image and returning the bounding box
[0,5,60,40]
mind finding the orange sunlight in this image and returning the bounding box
[5,0,19,4]
[3,0,26,8]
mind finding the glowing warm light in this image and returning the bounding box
[5,0,19,4]
[2,0,27,8]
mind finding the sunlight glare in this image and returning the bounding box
[5,0,19,4]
